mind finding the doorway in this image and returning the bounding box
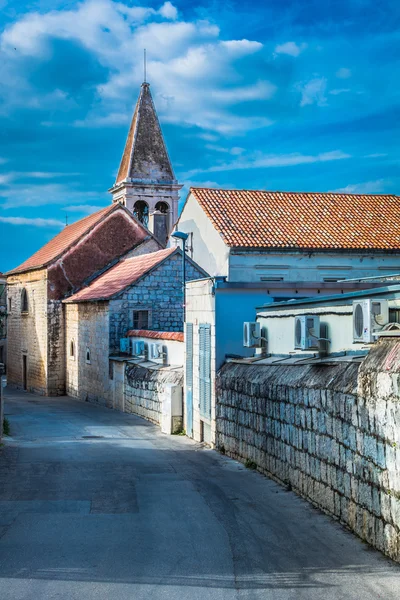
[23,355,27,390]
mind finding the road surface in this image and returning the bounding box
[0,388,399,599]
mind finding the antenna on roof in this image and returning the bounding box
[65,213,68,227]
[144,48,147,83]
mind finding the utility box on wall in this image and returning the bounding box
[161,384,183,434]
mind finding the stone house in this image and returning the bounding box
[6,204,162,395]
[0,272,6,366]
[176,187,400,282]
[63,247,206,406]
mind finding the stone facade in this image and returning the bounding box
[7,269,48,394]
[0,274,6,366]
[109,253,204,353]
[6,206,161,396]
[65,302,111,406]
[65,251,204,407]
[216,338,400,562]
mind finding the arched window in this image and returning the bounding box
[70,340,75,359]
[155,201,169,214]
[133,201,149,227]
[86,347,91,364]
[21,288,28,313]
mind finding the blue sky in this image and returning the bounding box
[0,0,399,271]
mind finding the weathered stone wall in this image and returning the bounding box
[47,300,65,396]
[217,340,400,562]
[6,269,48,395]
[109,253,204,352]
[65,302,111,407]
[124,364,183,425]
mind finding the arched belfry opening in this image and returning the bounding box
[109,81,182,239]
[133,201,149,228]
[155,201,169,214]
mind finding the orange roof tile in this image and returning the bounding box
[190,187,400,251]
[127,330,184,342]
[64,247,176,303]
[7,205,118,275]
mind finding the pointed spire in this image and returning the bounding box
[115,83,176,185]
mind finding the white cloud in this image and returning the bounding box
[0,0,272,135]
[158,1,178,20]
[336,67,352,79]
[274,41,306,57]
[0,216,64,227]
[329,88,351,96]
[211,80,276,103]
[185,149,351,176]
[0,182,101,208]
[331,179,388,194]
[299,77,328,107]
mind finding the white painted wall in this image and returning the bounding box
[185,279,216,444]
[174,193,229,277]
[229,251,400,283]
[128,335,184,366]
[257,299,400,356]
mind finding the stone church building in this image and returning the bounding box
[6,81,190,396]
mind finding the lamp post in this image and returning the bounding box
[171,231,189,324]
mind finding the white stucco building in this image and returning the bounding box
[176,187,400,282]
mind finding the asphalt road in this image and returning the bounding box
[1,388,399,600]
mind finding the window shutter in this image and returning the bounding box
[199,323,211,419]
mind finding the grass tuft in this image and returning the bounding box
[3,418,10,436]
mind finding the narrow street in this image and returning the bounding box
[0,389,399,600]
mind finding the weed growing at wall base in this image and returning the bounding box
[3,418,10,436]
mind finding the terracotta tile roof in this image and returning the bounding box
[190,187,400,251]
[127,329,184,342]
[7,205,118,275]
[64,247,176,303]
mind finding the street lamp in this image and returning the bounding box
[171,231,189,324]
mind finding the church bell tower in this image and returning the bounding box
[109,82,182,244]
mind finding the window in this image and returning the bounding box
[133,201,149,227]
[86,347,91,364]
[323,277,345,283]
[70,340,75,360]
[21,288,28,313]
[109,360,114,380]
[8,298,12,312]
[133,310,150,330]
[260,277,284,282]
[155,201,169,214]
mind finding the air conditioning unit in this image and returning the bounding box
[131,340,145,356]
[294,315,320,350]
[243,322,261,348]
[150,343,164,361]
[353,299,389,343]
[119,338,130,353]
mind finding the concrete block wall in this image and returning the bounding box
[217,339,400,562]
[124,363,183,425]
[6,269,48,395]
[109,253,204,352]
